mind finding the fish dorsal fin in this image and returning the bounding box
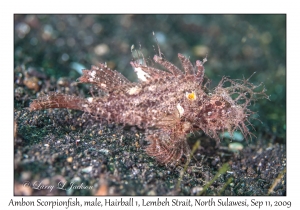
[130,61,172,82]
[77,63,135,94]
[178,53,195,75]
[153,55,183,76]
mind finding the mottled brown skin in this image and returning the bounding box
[29,52,267,165]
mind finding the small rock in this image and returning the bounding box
[147,190,156,196]
[71,176,81,183]
[228,142,244,152]
[67,157,73,163]
[23,75,40,92]
[57,77,70,87]
[191,186,203,195]
[82,166,93,173]
[221,131,244,141]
